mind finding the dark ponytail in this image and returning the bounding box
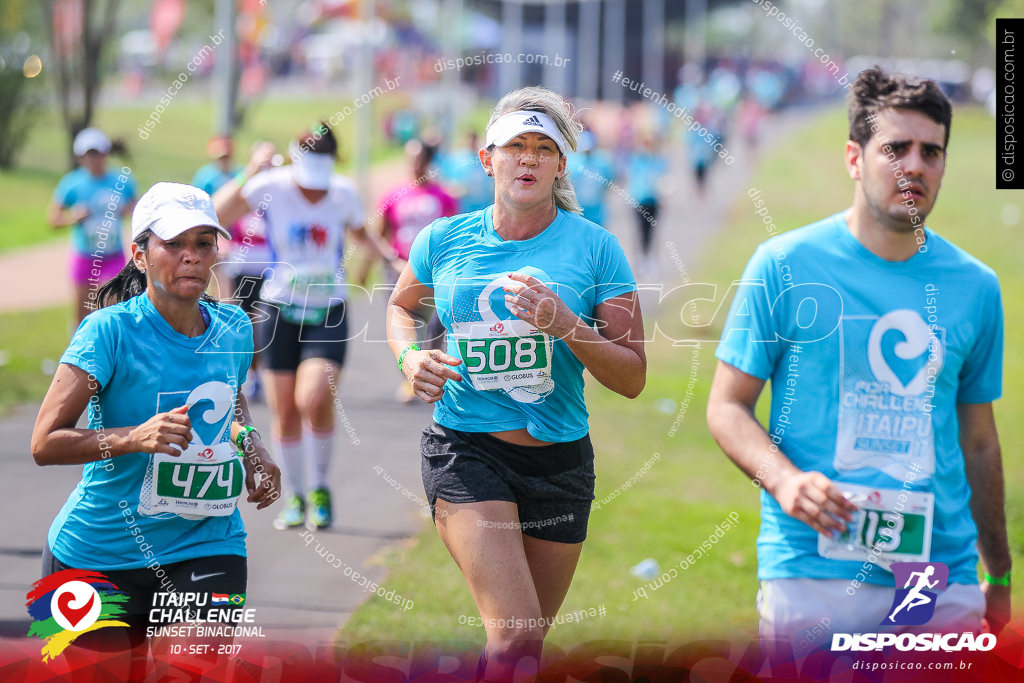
[96,231,150,308]
[109,138,132,162]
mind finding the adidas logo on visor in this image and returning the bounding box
[522,115,542,127]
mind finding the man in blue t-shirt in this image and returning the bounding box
[707,67,1009,652]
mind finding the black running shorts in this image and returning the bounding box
[420,422,595,544]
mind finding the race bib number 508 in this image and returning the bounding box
[451,320,552,392]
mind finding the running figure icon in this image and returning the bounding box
[888,565,940,622]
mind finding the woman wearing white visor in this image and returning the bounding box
[215,122,400,531]
[387,87,646,681]
[32,182,280,666]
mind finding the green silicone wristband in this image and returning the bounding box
[235,425,259,449]
[985,571,1011,586]
[397,344,420,372]
[234,170,249,188]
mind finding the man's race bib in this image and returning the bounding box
[141,442,243,519]
[450,319,553,392]
[818,482,934,571]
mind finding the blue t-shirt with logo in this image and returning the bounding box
[409,207,636,442]
[716,213,1003,586]
[49,292,253,570]
[53,168,137,256]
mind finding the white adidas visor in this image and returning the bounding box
[290,142,335,190]
[485,111,568,155]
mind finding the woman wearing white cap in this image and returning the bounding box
[32,182,281,664]
[48,127,138,323]
[386,87,646,680]
[214,122,400,532]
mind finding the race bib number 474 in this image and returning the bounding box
[149,443,243,517]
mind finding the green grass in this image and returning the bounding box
[0,306,70,414]
[339,104,1024,649]
[0,93,416,254]
[0,90,494,410]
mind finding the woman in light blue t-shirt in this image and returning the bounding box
[387,87,647,680]
[32,183,280,665]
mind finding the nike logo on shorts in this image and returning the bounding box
[190,571,225,582]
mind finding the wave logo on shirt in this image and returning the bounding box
[867,310,943,396]
[478,269,556,404]
[26,570,130,661]
[883,561,948,626]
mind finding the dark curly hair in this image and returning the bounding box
[847,66,952,149]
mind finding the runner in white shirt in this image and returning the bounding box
[214,122,401,531]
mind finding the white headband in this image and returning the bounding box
[290,141,335,190]
[485,110,568,155]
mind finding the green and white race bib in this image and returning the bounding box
[139,380,243,520]
[280,269,338,325]
[817,482,934,571]
[141,442,243,519]
[450,319,553,392]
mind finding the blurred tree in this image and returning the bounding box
[0,0,44,168]
[40,0,123,168]
[988,0,1024,46]
[934,0,1001,45]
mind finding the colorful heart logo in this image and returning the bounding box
[56,591,94,629]
[50,581,101,632]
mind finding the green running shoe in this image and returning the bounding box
[273,495,306,530]
[305,487,333,530]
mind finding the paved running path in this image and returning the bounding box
[0,109,810,657]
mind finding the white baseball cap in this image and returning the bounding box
[485,110,568,155]
[131,182,231,242]
[73,127,112,156]
[289,142,335,190]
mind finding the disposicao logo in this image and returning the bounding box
[885,561,947,626]
[26,570,130,661]
[831,562,996,653]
